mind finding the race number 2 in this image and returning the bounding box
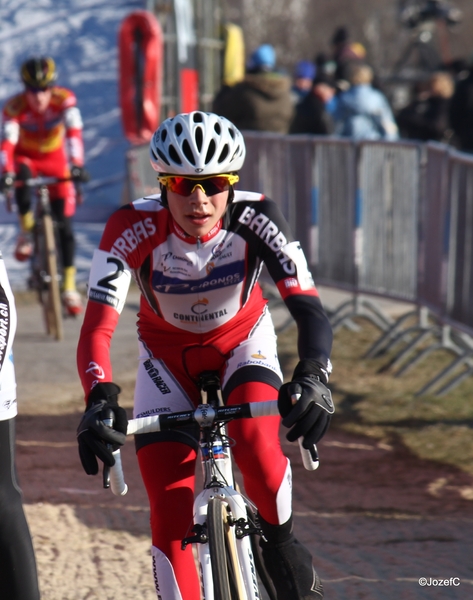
[88,249,131,313]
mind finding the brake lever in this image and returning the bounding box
[102,408,114,488]
[292,393,319,471]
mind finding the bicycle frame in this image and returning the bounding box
[187,373,262,599]
[29,181,64,340]
[108,373,318,599]
[13,175,81,340]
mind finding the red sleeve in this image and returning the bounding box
[0,138,16,173]
[77,210,135,401]
[66,127,84,166]
[77,302,120,401]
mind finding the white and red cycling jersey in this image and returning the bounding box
[77,190,332,398]
[77,190,333,598]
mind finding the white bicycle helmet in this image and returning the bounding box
[149,111,246,175]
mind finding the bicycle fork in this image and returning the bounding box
[191,487,262,600]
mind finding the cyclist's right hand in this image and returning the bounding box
[77,382,128,475]
[0,172,15,193]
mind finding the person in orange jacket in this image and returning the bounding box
[0,56,89,316]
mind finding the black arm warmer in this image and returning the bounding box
[284,294,333,369]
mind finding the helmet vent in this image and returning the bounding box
[214,122,221,134]
[182,139,196,165]
[193,112,204,123]
[205,140,216,164]
[161,129,167,142]
[168,145,182,165]
[228,127,235,139]
[218,144,229,164]
[174,123,183,136]
[231,147,243,163]
[156,148,170,166]
[195,126,203,151]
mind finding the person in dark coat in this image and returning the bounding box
[291,60,317,105]
[212,44,294,134]
[397,71,454,143]
[330,26,365,89]
[289,75,336,135]
[449,60,473,152]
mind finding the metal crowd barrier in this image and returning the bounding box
[125,134,473,395]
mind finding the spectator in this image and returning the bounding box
[314,52,333,81]
[212,44,294,134]
[449,56,473,152]
[397,71,455,143]
[291,60,316,105]
[331,63,399,141]
[290,75,336,135]
[330,26,366,90]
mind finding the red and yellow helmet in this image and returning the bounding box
[21,57,57,90]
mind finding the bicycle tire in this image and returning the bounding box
[38,214,63,340]
[207,498,244,600]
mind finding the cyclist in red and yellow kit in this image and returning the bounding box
[0,57,89,316]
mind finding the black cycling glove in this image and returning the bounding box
[70,165,90,183]
[77,382,128,475]
[0,172,15,193]
[278,359,334,448]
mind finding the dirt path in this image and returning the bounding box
[13,294,473,599]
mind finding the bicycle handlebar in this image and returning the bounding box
[126,400,279,435]
[108,400,319,496]
[16,176,78,187]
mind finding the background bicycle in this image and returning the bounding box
[7,175,83,341]
[104,372,318,600]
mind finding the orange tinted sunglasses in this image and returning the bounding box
[158,174,239,196]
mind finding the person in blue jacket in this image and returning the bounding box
[331,62,399,141]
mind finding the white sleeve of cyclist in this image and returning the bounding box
[1,120,19,145]
[64,106,83,129]
[280,241,315,291]
[87,249,132,314]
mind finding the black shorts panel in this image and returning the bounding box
[223,365,282,403]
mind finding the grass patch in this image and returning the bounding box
[277,316,473,476]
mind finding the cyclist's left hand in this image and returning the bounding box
[278,361,334,446]
[0,172,15,193]
[70,165,90,183]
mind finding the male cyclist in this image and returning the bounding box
[76,111,334,599]
[0,56,89,316]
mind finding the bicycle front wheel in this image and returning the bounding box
[37,214,63,340]
[207,498,245,600]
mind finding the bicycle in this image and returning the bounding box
[105,371,319,600]
[9,176,82,341]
